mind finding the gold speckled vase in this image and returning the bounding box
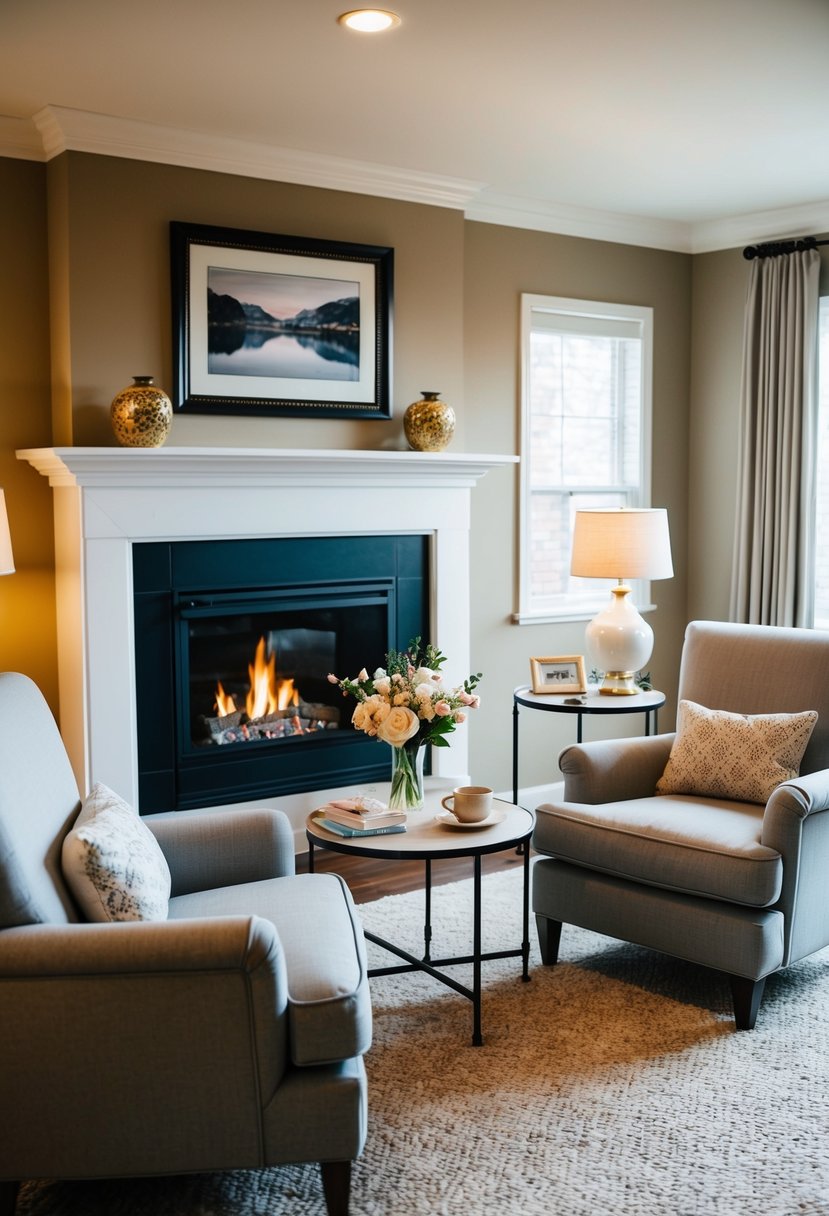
[403,391,456,452]
[110,376,173,447]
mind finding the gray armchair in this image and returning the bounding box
[532,620,829,1030]
[0,673,371,1215]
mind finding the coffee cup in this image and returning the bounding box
[441,785,493,823]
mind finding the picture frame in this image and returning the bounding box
[170,221,393,418]
[529,655,587,696]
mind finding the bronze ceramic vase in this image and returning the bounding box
[403,391,456,452]
[110,376,173,447]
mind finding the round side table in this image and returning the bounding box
[512,683,665,805]
[306,792,535,1046]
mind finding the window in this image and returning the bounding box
[517,294,653,622]
[816,297,829,628]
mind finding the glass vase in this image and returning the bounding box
[389,737,425,811]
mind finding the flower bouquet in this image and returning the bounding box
[328,638,482,810]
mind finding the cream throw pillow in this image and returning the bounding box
[656,699,818,805]
[61,782,171,921]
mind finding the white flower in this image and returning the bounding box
[414,682,434,701]
[377,706,420,746]
[356,668,369,682]
[413,665,436,685]
[373,667,387,680]
[374,676,392,696]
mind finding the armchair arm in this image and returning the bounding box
[761,769,829,850]
[145,806,295,895]
[0,916,290,1179]
[761,769,829,965]
[558,733,675,804]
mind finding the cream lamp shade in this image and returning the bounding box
[0,490,14,576]
[571,508,672,695]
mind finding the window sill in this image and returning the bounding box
[512,604,658,626]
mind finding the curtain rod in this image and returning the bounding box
[743,235,829,260]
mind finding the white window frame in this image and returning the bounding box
[516,293,655,624]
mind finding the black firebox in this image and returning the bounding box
[133,535,429,813]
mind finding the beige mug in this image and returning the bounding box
[441,785,493,823]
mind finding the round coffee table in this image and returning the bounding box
[306,792,535,1046]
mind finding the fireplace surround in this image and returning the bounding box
[20,447,514,844]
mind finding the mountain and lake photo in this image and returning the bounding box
[206,266,361,381]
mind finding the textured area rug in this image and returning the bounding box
[18,867,829,1216]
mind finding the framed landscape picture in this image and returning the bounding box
[170,221,393,418]
[529,655,587,695]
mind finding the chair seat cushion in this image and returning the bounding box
[168,872,371,1067]
[533,794,783,907]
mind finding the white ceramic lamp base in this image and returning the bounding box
[585,585,653,695]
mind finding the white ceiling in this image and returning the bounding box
[2,0,829,252]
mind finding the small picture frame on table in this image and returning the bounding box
[529,655,587,696]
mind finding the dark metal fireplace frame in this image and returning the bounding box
[133,534,429,814]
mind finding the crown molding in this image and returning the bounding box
[31,105,485,209]
[0,115,43,161]
[466,191,693,253]
[0,105,824,254]
[688,199,829,254]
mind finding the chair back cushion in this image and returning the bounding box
[0,672,81,927]
[677,621,829,775]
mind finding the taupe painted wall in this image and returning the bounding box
[0,158,58,712]
[9,147,776,795]
[463,223,691,786]
[52,153,466,451]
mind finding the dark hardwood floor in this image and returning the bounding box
[295,846,527,903]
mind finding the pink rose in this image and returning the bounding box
[434,700,452,717]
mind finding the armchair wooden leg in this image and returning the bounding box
[729,974,766,1030]
[0,1181,19,1216]
[320,1160,351,1216]
[535,914,563,965]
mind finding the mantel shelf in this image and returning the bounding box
[18,446,518,489]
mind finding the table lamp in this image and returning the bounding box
[570,508,672,695]
[0,490,14,576]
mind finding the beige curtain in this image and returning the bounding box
[730,249,820,626]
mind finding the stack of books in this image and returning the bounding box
[314,796,407,837]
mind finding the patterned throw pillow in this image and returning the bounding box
[61,782,171,921]
[656,700,818,805]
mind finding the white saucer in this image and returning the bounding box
[435,808,507,831]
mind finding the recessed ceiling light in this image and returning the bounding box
[337,9,401,33]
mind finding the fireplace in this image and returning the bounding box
[133,534,429,811]
[18,447,515,845]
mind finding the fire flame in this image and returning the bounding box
[214,637,300,719]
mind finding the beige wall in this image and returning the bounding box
[687,247,746,622]
[54,153,466,450]
[0,158,58,712]
[463,223,691,788]
[6,147,760,796]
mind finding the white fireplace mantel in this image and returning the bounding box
[20,446,516,840]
